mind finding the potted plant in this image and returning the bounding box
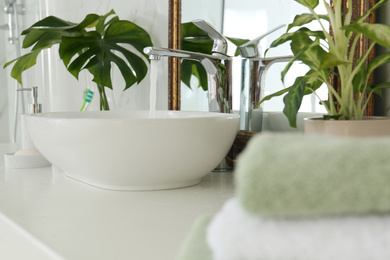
[258,0,390,135]
[4,10,153,111]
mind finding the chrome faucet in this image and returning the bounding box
[238,25,293,132]
[143,19,232,113]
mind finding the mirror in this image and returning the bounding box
[181,0,326,114]
[168,0,375,116]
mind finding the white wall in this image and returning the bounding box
[0,9,9,142]
[1,0,39,143]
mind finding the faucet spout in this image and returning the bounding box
[144,47,227,75]
[144,46,232,113]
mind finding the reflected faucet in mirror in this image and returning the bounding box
[238,25,293,132]
[144,19,232,113]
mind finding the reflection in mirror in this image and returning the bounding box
[181,0,328,115]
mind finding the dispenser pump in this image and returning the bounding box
[17,86,42,114]
[238,24,286,58]
[4,86,51,169]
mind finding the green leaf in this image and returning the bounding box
[226,36,250,56]
[6,51,40,84]
[182,22,209,39]
[93,9,116,33]
[290,33,324,70]
[343,23,390,48]
[354,0,388,24]
[180,22,215,90]
[21,13,99,49]
[59,20,152,90]
[181,60,193,87]
[6,10,152,95]
[87,56,112,88]
[181,59,208,91]
[66,47,99,79]
[21,16,76,35]
[367,51,390,77]
[59,32,98,66]
[225,37,250,47]
[73,13,102,31]
[257,71,323,111]
[181,60,209,91]
[105,20,153,60]
[304,70,326,94]
[193,61,208,91]
[352,56,367,93]
[113,44,148,86]
[108,51,138,89]
[280,41,315,82]
[22,30,48,48]
[270,27,325,48]
[30,31,70,50]
[283,76,306,128]
[370,82,390,97]
[320,53,347,69]
[290,32,344,71]
[287,13,329,32]
[181,22,213,54]
[257,87,291,108]
[294,0,319,9]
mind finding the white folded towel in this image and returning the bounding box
[207,198,390,260]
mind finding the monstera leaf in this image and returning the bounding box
[4,10,153,110]
[180,22,247,91]
[181,22,213,91]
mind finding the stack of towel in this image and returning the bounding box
[177,133,390,260]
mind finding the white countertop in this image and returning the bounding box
[0,144,234,260]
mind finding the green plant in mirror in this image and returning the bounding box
[181,22,248,91]
[258,0,390,127]
[4,10,153,111]
[181,22,213,91]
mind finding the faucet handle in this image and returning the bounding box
[239,24,285,58]
[192,19,228,56]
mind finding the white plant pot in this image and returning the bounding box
[304,117,390,137]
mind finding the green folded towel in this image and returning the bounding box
[176,216,213,260]
[236,133,390,218]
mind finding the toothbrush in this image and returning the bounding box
[80,88,94,111]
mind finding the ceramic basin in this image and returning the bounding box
[25,110,239,190]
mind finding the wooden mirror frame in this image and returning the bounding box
[168,0,181,110]
[168,0,377,114]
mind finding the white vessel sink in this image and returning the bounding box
[25,110,239,191]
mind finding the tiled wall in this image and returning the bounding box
[1,0,168,143]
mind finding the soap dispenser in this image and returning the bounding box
[238,25,292,132]
[4,86,51,169]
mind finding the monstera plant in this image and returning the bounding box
[4,10,152,110]
[181,22,248,91]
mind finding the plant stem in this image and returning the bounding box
[311,88,331,114]
[346,42,376,119]
[310,6,338,56]
[97,83,110,111]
